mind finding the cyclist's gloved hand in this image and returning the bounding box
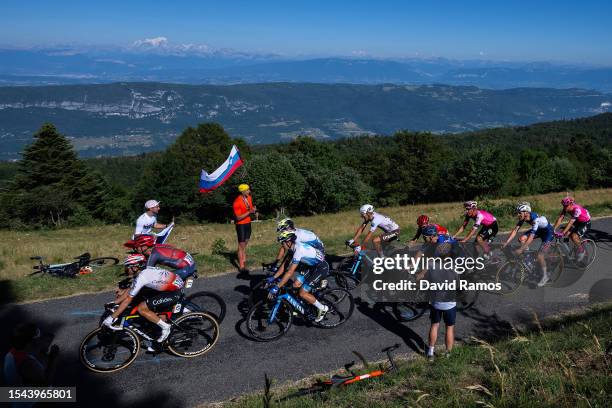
[267,285,280,300]
[554,231,564,238]
[265,276,278,285]
[354,245,362,254]
[102,315,122,330]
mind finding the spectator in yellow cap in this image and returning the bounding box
[233,184,257,275]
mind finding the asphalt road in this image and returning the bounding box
[1,218,611,408]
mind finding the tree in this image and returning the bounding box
[1,124,113,227]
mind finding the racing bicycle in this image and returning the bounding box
[552,231,597,270]
[30,253,119,277]
[246,284,354,342]
[80,293,220,373]
[495,245,564,295]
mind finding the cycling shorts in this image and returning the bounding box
[380,229,400,243]
[236,223,252,243]
[295,261,330,292]
[523,224,554,253]
[145,291,181,312]
[174,264,197,279]
[477,221,498,240]
[430,305,456,326]
[571,221,590,238]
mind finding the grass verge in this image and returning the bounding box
[222,304,612,408]
[1,188,611,302]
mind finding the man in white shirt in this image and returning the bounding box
[134,200,169,237]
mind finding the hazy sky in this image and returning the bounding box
[2,0,611,64]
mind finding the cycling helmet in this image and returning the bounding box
[416,215,430,227]
[360,204,374,215]
[124,254,146,266]
[464,201,477,210]
[422,225,438,237]
[276,217,295,232]
[277,230,297,243]
[515,202,531,213]
[135,235,156,247]
[561,196,574,207]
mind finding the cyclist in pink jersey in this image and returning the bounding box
[452,201,498,257]
[553,196,592,261]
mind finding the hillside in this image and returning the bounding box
[0,82,610,159]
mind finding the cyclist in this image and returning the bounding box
[452,201,498,258]
[103,254,184,342]
[349,204,400,257]
[268,230,329,322]
[268,218,325,272]
[410,214,449,243]
[124,235,197,280]
[503,202,554,287]
[553,196,591,262]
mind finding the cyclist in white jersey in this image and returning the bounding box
[268,218,325,272]
[348,204,400,257]
[268,230,330,322]
[102,254,184,342]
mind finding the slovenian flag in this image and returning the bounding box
[199,145,244,193]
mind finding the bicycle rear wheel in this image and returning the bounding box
[88,257,120,269]
[576,239,597,270]
[546,245,564,283]
[167,312,219,357]
[184,291,226,323]
[495,261,524,295]
[80,327,140,373]
[313,288,354,328]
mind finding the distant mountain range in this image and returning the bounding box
[1,45,612,92]
[0,82,610,159]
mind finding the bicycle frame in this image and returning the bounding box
[269,291,307,323]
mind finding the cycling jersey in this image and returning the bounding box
[518,211,554,245]
[146,245,196,279]
[135,212,157,236]
[129,267,184,297]
[295,228,324,251]
[562,204,591,223]
[412,224,449,241]
[291,242,325,266]
[463,210,496,228]
[365,212,400,233]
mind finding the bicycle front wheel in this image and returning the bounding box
[495,261,524,295]
[88,257,120,269]
[167,312,220,358]
[80,327,140,373]
[184,291,226,323]
[246,299,293,342]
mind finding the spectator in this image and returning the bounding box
[3,323,59,387]
[418,242,458,361]
[233,184,257,275]
[134,200,170,238]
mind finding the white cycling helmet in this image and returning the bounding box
[464,200,477,210]
[360,204,374,215]
[516,202,531,213]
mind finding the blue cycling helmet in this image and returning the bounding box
[422,225,438,237]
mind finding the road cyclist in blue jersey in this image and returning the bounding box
[266,217,325,273]
[267,230,330,322]
[503,202,555,287]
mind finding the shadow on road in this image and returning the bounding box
[355,298,426,354]
[0,279,184,408]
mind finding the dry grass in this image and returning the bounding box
[1,189,610,299]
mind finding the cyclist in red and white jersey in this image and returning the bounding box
[124,235,197,280]
[452,201,498,257]
[410,214,449,243]
[102,254,184,342]
[553,196,591,261]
